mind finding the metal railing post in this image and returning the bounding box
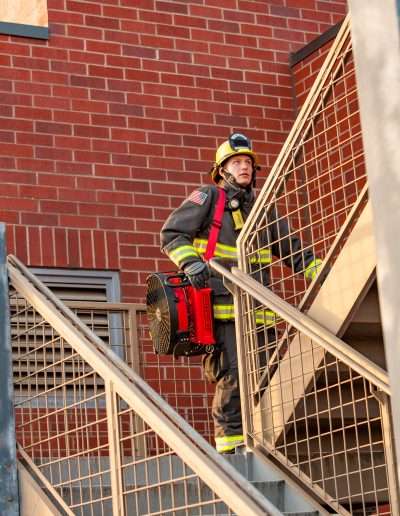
[105,379,125,516]
[0,224,19,516]
[372,388,400,516]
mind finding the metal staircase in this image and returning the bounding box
[9,253,326,516]
[211,14,397,516]
[3,12,398,516]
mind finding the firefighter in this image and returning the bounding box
[160,133,321,454]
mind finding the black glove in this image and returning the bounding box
[183,261,210,289]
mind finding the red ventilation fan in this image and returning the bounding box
[146,272,216,357]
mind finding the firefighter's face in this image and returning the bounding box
[224,154,253,187]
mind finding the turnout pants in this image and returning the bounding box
[203,321,242,439]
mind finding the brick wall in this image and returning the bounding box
[0,0,347,302]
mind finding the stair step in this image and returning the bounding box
[39,453,324,514]
[225,453,323,514]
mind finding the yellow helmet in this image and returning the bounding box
[210,133,258,184]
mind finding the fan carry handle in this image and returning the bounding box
[164,272,191,288]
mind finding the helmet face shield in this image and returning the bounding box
[210,132,259,184]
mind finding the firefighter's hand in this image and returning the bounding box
[183,261,210,289]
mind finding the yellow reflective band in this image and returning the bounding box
[168,245,199,267]
[215,434,244,453]
[194,238,237,260]
[194,238,272,264]
[249,249,272,264]
[215,241,237,257]
[213,304,235,320]
[255,310,278,327]
[193,238,207,253]
[305,258,323,281]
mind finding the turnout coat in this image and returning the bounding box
[160,181,319,324]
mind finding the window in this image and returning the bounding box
[0,0,48,39]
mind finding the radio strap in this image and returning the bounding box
[204,187,226,261]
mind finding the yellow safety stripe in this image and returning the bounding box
[194,238,271,263]
[255,310,278,327]
[167,245,199,267]
[213,304,235,320]
[304,258,323,281]
[250,249,272,264]
[215,434,244,453]
[214,305,277,327]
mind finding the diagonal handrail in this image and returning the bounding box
[210,259,390,395]
[8,254,283,516]
[238,14,351,248]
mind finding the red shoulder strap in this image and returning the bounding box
[204,187,226,261]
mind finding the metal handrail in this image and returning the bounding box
[8,254,283,516]
[210,259,390,395]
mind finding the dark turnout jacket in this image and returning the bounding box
[160,181,319,323]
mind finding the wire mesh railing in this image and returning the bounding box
[211,261,396,515]
[69,302,215,445]
[221,14,398,514]
[9,254,279,516]
[10,295,214,447]
[238,16,366,312]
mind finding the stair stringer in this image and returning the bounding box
[254,200,377,443]
[18,460,70,516]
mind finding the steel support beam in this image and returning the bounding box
[0,224,19,515]
[348,0,400,484]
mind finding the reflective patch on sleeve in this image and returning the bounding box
[187,189,208,206]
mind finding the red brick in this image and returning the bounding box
[13,56,49,71]
[97,190,133,205]
[74,125,110,139]
[70,75,106,89]
[79,229,94,268]
[55,135,91,150]
[0,131,14,143]
[91,114,127,127]
[76,177,113,190]
[67,229,80,267]
[21,212,58,226]
[158,49,192,63]
[66,0,101,14]
[99,217,134,231]
[17,158,55,172]
[28,226,42,265]
[92,231,106,268]
[85,40,122,55]
[112,154,147,167]
[95,164,130,178]
[0,79,12,92]
[106,231,119,269]
[156,1,188,14]
[0,211,19,224]
[41,200,78,215]
[36,121,72,135]
[15,226,28,263]
[15,106,52,121]
[59,188,96,202]
[55,161,94,175]
[0,41,30,56]
[36,147,73,161]
[34,96,70,110]
[59,215,97,229]
[0,143,33,158]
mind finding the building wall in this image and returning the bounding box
[0,0,347,302]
